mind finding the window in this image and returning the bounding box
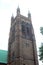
[21,22,30,38]
[26,27,29,36]
[22,24,26,36]
[21,21,31,39]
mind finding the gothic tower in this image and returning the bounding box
[8,7,39,65]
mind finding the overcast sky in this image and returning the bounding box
[0,0,43,65]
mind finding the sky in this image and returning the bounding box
[0,0,43,65]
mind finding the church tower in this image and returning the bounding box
[8,7,39,65]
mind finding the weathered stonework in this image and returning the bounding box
[8,7,39,65]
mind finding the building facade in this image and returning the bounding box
[8,7,39,65]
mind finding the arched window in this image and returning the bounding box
[26,26,29,36]
[22,24,26,35]
[21,21,31,39]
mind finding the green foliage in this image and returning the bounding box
[39,27,43,62]
[40,27,43,35]
[39,44,43,61]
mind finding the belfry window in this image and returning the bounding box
[21,21,31,39]
[22,25,30,37]
[26,26,29,36]
[22,24,26,36]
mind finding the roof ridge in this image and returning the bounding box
[0,49,8,51]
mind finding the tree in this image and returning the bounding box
[39,43,43,62]
[39,27,43,62]
[40,27,43,35]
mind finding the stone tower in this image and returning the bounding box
[8,7,39,65]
